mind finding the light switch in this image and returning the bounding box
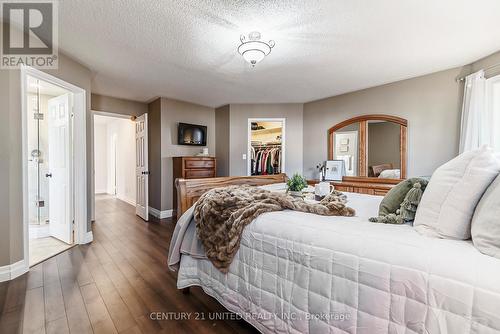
[242,154,247,160]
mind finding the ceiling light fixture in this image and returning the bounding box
[238,31,275,67]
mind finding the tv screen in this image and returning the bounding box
[178,123,207,146]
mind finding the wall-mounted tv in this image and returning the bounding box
[177,122,207,146]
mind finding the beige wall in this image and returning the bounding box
[91,93,148,117]
[0,52,92,266]
[228,104,304,177]
[303,67,465,179]
[215,105,230,177]
[471,50,500,77]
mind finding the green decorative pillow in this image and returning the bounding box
[370,178,428,224]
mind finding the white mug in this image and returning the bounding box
[315,182,334,197]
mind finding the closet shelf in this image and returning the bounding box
[252,143,282,148]
[251,127,282,135]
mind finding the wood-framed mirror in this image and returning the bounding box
[328,114,407,180]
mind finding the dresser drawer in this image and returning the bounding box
[184,159,215,169]
[355,187,375,195]
[185,169,215,178]
[374,189,388,196]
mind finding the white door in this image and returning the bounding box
[135,114,149,221]
[47,94,73,244]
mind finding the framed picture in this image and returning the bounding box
[325,160,346,181]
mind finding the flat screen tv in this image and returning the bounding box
[178,122,207,146]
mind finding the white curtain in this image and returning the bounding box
[459,70,490,153]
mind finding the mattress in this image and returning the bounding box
[176,192,500,334]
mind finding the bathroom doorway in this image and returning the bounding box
[21,65,89,268]
[26,75,75,265]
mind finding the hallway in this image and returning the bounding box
[0,196,256,333]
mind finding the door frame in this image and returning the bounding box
[21,66,89,270]
[247,118,286,176]
[90,111,132,221]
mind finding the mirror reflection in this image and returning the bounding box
[333,123,359,176]
[331,117,406,179]
[367,121,401,178]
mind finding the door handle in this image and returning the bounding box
[141,171,150,175]
[45,173,52,178]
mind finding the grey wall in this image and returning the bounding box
[215,105,230,177]
[368,122,401,168]
[147,98,162,211]
[228,104,304,177]
[158,98,216,211]
[91,93,148,116]
[0,52,92,266]
[303,67,465,179]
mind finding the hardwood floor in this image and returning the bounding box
[0,196,258,334]
[29,237,73,267]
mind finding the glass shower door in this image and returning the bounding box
[27,79,50,228]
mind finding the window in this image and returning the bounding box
[486,75,500,151]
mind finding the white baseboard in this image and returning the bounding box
[116,194,136,207]
[0,259,29,282]
[148,207,173,219]
[79,231,93,244]
[95,189,107,194]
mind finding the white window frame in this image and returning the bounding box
[486,74,500,151]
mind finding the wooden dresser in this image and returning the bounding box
[308,177,402,196]
[173,156,216,216]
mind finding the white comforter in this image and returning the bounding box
[177,192,500,334]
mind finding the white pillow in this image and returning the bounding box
[471,174,500,258]
[378,169,400,179]
[414,147,500,239]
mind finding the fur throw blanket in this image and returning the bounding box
[193,185,355,272]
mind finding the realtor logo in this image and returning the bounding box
[1,0,58,69]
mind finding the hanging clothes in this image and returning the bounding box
[251,145,282,175]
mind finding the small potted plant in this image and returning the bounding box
[287,173,308,197]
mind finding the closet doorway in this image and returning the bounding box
[247,118,285,176]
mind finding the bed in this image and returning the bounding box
[172,175,500,334]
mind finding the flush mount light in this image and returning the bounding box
[238,31,275,66]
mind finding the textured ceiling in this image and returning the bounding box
[59,0,500,107]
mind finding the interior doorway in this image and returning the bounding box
[93,113,137,212]
[22,67,88,268]
[247,118,286,176]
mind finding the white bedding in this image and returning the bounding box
[176,192,500,334]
